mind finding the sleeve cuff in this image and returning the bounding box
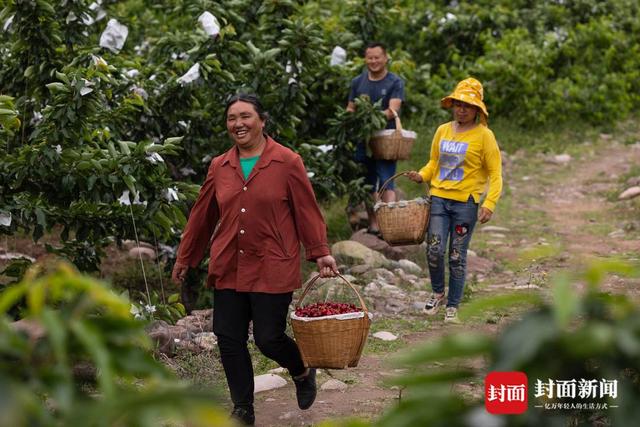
[481,201,496,212]
[305,243,330,261]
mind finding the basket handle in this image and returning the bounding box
[390,109,403,131]
[295,273,369,314]
[377,171,410,198]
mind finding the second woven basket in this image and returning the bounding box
[369,115,417,160]
[374,172,431,246]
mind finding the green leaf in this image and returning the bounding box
[46,82,70,93]
[107,142,118,158]
[117,141,132,156]
[55,71,70,85]
[164,136,184,145]
[35,208,47,227]
[552,273,580,327]
[123,175,136,194]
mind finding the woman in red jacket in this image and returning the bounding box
[172,93,337,426]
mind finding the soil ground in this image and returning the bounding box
[250,138,640,426]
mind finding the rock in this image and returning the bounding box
[254,374,287,393]
[479,226,510,233]
[384,300,408,314]
[331,240,392,269]
[394,268,419,286]
[176,310,213,333]
[362,268,397,284]
[486,240,504,246]
[0,251,36,262]
[397,259,422,275]
[608,229,625,238]
[320,379,348,391]
[618,186,640,200]
[372,331,398,341]
[599,133,612,140]
[412,301,427,312]
[193,332,217,350]
[626,176,640,186]
[147,320,194,355]
[268,367,287,374]
[467,255,496,275]
[349,229,416,260]
[363,282,381,295]
[347,264,373,275]
[123,240,154,250]
[549,154,572,164]
[128,246,156,260]
[489,233,506,239]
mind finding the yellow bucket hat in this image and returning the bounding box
[441,77,488,125]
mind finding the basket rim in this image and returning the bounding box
[294,273,369,314]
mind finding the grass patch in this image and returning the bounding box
[168,349,227,391]
[364,316,430,354]
[321,195,354,242]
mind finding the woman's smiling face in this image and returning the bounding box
[226,100,265,148]
[452,99,478,126]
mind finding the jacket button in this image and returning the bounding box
[239,249,244,254]
[240,229,245,235]
[241,208,246,213]
[243,186,247,191]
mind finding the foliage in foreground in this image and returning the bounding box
[318,260,640,427]
[0,261,230,427]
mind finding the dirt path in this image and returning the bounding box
[252,139,640,427]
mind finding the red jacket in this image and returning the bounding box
[176,136,330,293]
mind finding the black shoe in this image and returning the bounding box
[230,405,255,426]
[293,368,317,410]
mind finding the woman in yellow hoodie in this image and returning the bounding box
[407,77,502,324]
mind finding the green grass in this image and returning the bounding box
[321,195,354,242]
[364,316,431,354]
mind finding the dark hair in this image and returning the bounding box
[364,41,387,55]
[224,93,269,121]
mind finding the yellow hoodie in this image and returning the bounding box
[418,122,502,212]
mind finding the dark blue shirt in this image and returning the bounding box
[349,71,405,129]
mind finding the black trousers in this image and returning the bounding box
[213,289,305,408]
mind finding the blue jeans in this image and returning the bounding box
[354,142,396,191]
[426,196,479,308]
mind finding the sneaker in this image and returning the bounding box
[444,306,461,324]
[424,293,445,315]
[293,368,317,410]
[230,405,255,426]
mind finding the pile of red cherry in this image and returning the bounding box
[295,302,361,317]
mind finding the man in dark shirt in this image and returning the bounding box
[347,41,405,235]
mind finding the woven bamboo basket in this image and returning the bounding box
[291,274,371,369]
[374,172,430,246]
[369,115,417,160]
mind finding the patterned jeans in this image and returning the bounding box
[426,196,479,308]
